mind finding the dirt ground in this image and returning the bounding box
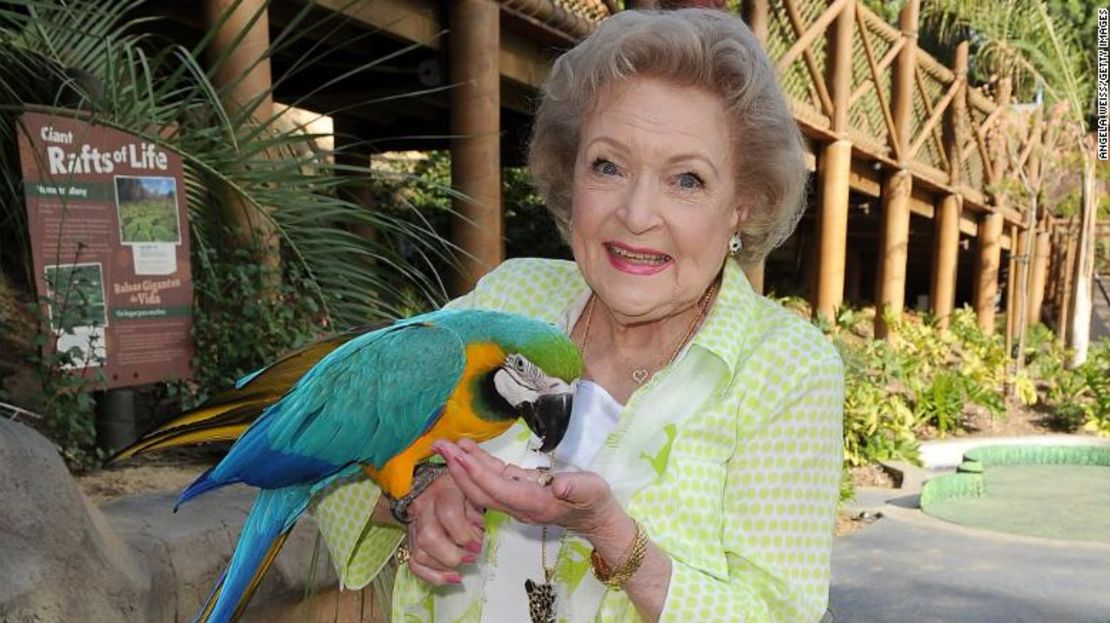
[75,446,224,506]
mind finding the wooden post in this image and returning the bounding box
[1049,222,1068,326]
[975,211,1004,331]
[875,0,918,339]
[333,119,377,244]
[203,0,279,264]
[1010,225,1032,344]
[449,0,502,296]
[746,0,769,44]
[930,41,968,330]
[931,195,961,327]
[1045,221,1063,313]
[974,78,1011,333]
[814,0,854,322]
[1027,221,1051,327]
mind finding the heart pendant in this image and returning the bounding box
[631,368,649,385]
[525,579,556,623]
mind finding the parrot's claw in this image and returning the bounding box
[390,463,448,524]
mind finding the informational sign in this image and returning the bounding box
[17,111,194,388]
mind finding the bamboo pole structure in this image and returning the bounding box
[974,78,1011,333]
[450,0,503,296]
[203,0,279,267]
[814,0,854,322]
[929,41,967,330]
[874,0,918,339]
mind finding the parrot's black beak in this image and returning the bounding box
[518,392,573,452]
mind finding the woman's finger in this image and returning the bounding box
[406,555,462,586]
[439,446,499,509]
[442,448,555,521]
[411,516,470,570]
[464,499,487,530]
[434,492,485,549]
[456,438,514,471]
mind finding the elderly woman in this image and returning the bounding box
[314,8,843,623]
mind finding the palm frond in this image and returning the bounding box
[920,0,1091,123]
[1,0,457,328]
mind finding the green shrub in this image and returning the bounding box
[168,243,329,409]
[1080,342,1110,436]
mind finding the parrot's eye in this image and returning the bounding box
[505,354,542,388]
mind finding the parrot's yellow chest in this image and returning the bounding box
[366,341,514,498]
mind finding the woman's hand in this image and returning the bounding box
[403,472,486,585]
[434,438,626,540]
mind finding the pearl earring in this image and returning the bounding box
[729,233,743,254]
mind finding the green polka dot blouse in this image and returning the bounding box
[313,257,844,623]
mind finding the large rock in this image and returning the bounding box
[0,418,345,622]
[0,418,147,622]
[101,489,336,622]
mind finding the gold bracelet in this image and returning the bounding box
[590,519,649,589]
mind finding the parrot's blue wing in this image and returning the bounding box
[180,319,467,502]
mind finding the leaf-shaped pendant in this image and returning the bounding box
[525,578,556,623]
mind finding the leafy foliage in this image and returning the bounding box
[174,244,328,408]
[370,150,571,294]
[28,260,108,467]
[920,1,1089,113]
[118,199,179,243]
[0,0,455,455]
[803,305,1011,471]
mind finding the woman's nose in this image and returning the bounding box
[616,175,662,234]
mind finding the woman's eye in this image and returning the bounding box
[592,158,619,176]
[676,172,704,190]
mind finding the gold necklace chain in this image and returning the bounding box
[578,280,718,385]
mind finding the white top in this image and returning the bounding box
[479,380,623,622]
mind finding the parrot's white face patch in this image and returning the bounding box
[495,354,573,407]
[494,367,539,407]
[495,354,543,407]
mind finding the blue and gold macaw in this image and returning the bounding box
[113,309,582,623]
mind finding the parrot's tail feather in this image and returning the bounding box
[231,530,292,621]
[195,568,227,622]
[196,487,309,623]
[109,323,387,464]
[109,402,269,463]
[194,531,292,623]
[116,424,250,461]
[176,467,228,511]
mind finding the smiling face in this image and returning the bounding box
[570,76,745,324]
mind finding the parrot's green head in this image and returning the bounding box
[484,315,583,452]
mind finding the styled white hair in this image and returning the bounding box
[528,8,808,264]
